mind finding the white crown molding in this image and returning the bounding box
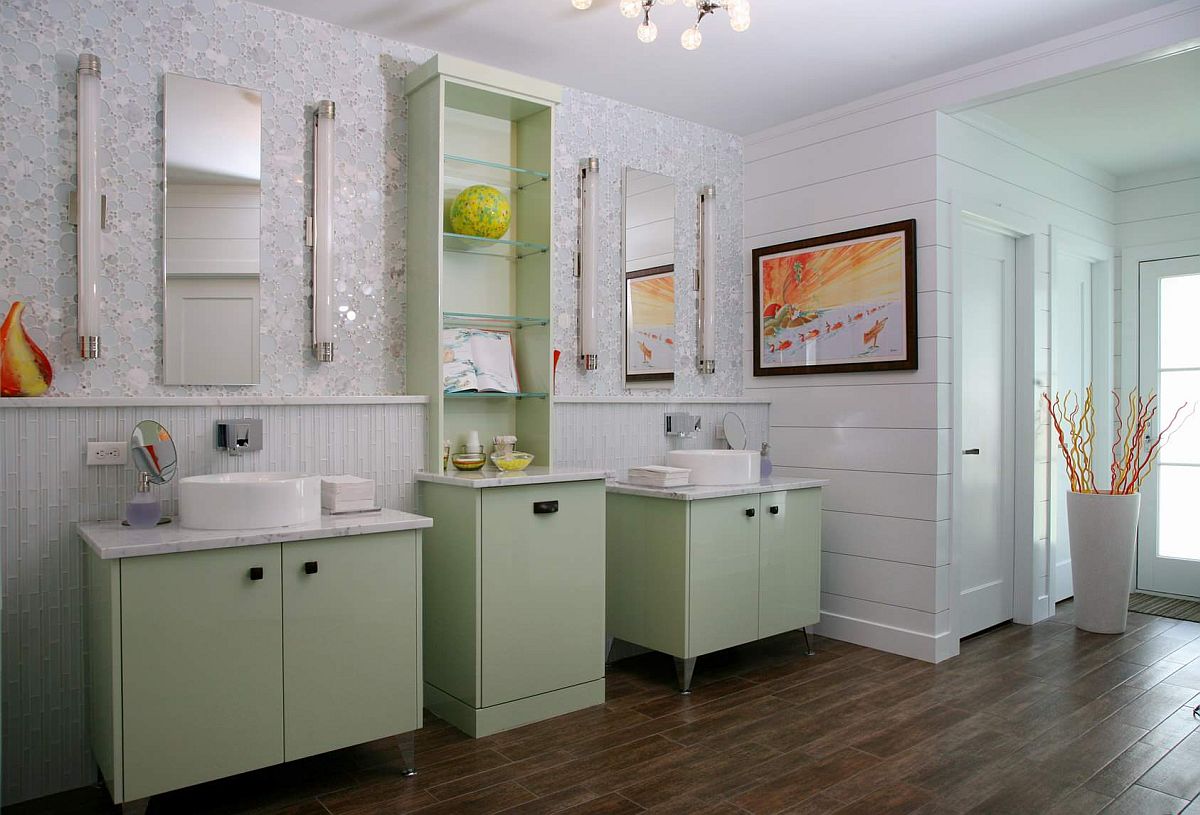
[745,1,1200,150]
[553,396,770,405]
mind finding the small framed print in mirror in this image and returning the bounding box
[625,264,675,382]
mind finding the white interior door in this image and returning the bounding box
[958,223,1016,637]
[1137,255,1200,599]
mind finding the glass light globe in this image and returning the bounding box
[725,0,748,12]
[681,25,702,49]
[637,19,658,43]
[659,0,677,5]
[571,0,592,8]
[682,0,697,7]
[730,11,750,31]
[619,0,641,18]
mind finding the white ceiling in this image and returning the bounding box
[964,48,1200,179]
[252,0,1176,135]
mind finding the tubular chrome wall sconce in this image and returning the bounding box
[74,53,104,359]
[307,100,336,362]
[696,184,716,374]
[577,157,600,371]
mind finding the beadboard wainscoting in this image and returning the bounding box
[0,399,426,804]
[553,399,769,476]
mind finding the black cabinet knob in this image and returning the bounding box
[249,566,264,581]
[304,561,318,575]
[769,506,780,515]
[745,508,756,518]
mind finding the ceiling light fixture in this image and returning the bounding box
[579,0,750,50]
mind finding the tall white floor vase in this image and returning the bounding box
[1066,491,1141,634]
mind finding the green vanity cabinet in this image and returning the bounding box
[86,526,425,810]
[419,474,607,738]
[606,484,822,691]
[281,534,421,761]
[119,545,284,802]
[688,495,762,656]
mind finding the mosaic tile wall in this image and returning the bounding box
[552,94,745,398]
[0,0,743,400]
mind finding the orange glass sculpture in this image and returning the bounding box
[1,301,54,397]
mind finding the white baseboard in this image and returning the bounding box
[815,611,958,663]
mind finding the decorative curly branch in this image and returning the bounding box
[1045,387,1191,495]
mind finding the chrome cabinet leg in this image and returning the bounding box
[397,732,417,776]
[674,656,696,694]
[801,627,815,656]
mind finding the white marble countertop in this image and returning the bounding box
[416,466,608,489]
[605,475,829,501]
[78,508,433,560]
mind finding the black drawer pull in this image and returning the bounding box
[745,508,756,518]
[304,561,319,575]
[533,500,559,515]
[962,448,980,455]
[769,505,780,515]
[249,566,264,581]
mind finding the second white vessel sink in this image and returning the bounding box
[179,472,321,530]
[666,449,761,486]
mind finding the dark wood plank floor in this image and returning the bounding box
[8,602,1200,815]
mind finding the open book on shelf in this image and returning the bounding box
[442,328,521,394]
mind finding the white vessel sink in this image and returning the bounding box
[666,449,761,486]
[179,472,321,530]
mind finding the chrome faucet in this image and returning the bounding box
[664,412,701,439]
[215,419,263,456]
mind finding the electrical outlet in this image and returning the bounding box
[87,441,128,466]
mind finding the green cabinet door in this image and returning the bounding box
[282,532,421,761]
[120,545,284,801]
[687,495,760,657]
[480,480,605,706]
[758,489,822,639]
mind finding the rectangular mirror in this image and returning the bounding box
[162,73,262,385]
[623,168,676,384]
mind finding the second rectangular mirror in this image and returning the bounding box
[623,168,676,384]
[162,73,262,385]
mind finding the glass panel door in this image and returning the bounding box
[1137,255,1200,598]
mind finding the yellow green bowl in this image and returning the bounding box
[490,451,534,471]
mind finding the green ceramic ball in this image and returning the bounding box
[450,185,512,240]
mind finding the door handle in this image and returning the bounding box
[533,500,559,515]
[962,448,980,455]
[304,561,318,575]
[248,566,264,581]
[769,505,780,515]
[745,508,756,518]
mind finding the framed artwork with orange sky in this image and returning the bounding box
[625,264,675,382]
[752,220,917,376]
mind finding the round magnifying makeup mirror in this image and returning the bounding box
[131,420,178,485]
[722,411,747,451]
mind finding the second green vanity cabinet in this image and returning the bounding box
[606,485,822,690]
[419,474,607,738]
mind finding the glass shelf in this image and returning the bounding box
[443,232,549,261]
[443,311,549,329]
[443,154,549,190]
[444,391,549,400]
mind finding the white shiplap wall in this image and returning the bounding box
[743,111,952,662]
[740,0,1194,662]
